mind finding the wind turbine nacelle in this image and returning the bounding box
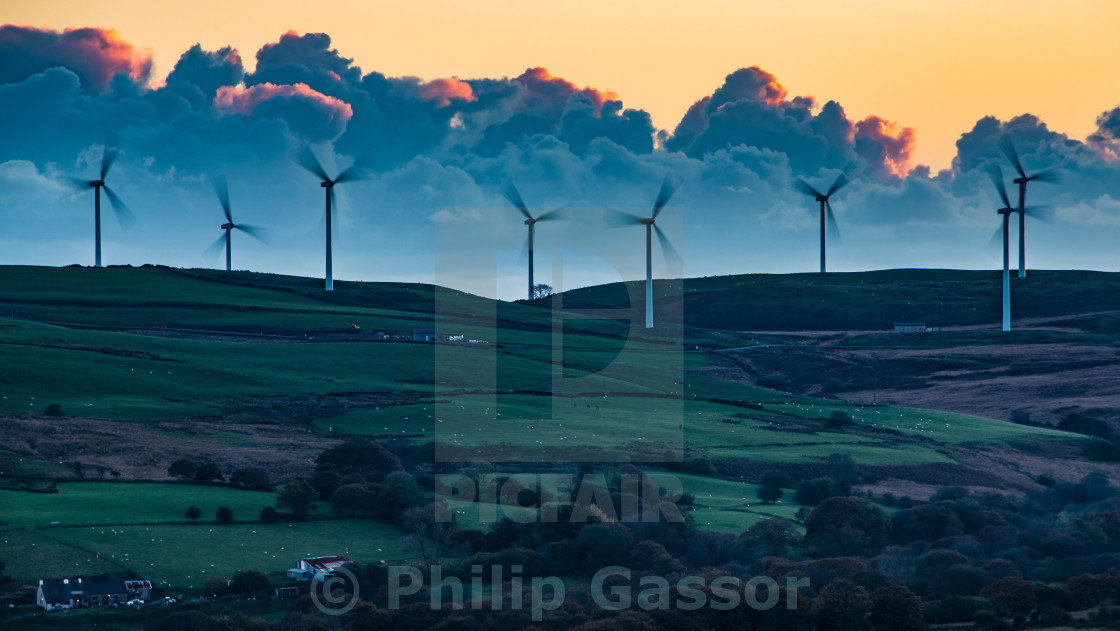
[1013,176,1029,185]
[320,181,333,188]
[816,195,828,202]
[997,208,1014,215]
[89,180,103,187]
[524,218,534,225]
[640,218,655,226]
[221,223,235,230]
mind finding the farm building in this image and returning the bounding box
[275,586,300,598]
[37,578,152,610]
[413,327,437,342]
[289,555,352,581]
[893,322,927,333]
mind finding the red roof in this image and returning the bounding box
[302,556,351,571]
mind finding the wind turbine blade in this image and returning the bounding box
[985,224,1004,254]
[605,208,646,228]
[211,175,232,223]
[100,136,119,180]
[535,206,569,222]
[653,224,680,268]
[235,224,272,244]
[1030,167,1061,184]
[826,162,857,196]
[793,177,823,198]
[334,154,371,184]
[102,185,136,229]
[825,200,842,245]
[295,145,330,182]
[987,165,1011,209]
[59,176,91,200]
[651,176,679,219]
[204,233,226,258]
[516,231,529,265]
[998,136,1027,179]
[1024,204,1055,224]
[502,182,533,221]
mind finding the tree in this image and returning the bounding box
[331,483,374,516]
[44,403,64,417]
[813,579,872,631]
[804,496,892,556]
[276,479,317,519]
[185,506,202,523]
[314,440,403,482]
[530,284,553,299]
[827,410,852,428]
[216,506,234,524]
[230,467,273,491]
[194,463,224,482]
[168,458,199,481]
[741,517,800,558]
[402,502,455,563]
[229,569,270,597]
[757,482,784,504]
[201,576,228,597]
[980,576,1039,616]
[259,507,278,524]
[868,585,924,631]
[826,453,860,491]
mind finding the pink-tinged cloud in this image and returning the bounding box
[0,25,152,91]
[418,77,476,108]
[856,115,917,177]
[213,82,353,121]
[515,67,618,116]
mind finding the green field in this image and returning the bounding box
[2,519,413,590]
[0,265,1103,596]
[0,481,413,589]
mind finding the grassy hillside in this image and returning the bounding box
[0,264,1110,595]
[545,269,1120,332]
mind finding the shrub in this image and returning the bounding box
[758,375,789,390]
[194,463,224,482]
[1059,412,1113,437]
[43,403,64,417]
[827,410,852,428]
[230,467,273,491]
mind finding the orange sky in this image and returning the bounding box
[6,0,1119,170]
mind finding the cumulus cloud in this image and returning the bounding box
[855,116,917,177]
[2,24,1120,293]
[0,25,151,91]
[417,77,476,108]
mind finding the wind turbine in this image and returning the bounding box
[295,146,369,291]
[794,165,854,273]
[502,183,567,300]
[206,176,269,271]
[608,177,680,329]
[998,136,1060,278]
[69,138,135,267]
[987,166,1018,332]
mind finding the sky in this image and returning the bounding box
[2,1,1120,300]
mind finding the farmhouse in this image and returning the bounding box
[37,578,152,610]
[288,555,352,581]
